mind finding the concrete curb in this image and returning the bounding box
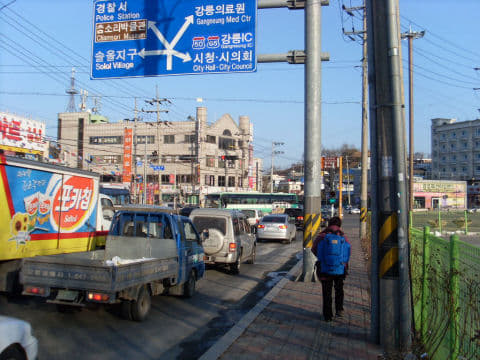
[198,256,304,360]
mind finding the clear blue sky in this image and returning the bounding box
[1,0,479,168]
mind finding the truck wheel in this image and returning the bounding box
[120,301,132,320]
[0,344,26,360]
[230,253,241,275]
[184,271,196,298]
[246,245,256,264]
[131,286,151,322]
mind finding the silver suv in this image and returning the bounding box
[240,209,264,228]
[190,209,256,274]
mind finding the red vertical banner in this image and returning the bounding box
[122,128,133,183]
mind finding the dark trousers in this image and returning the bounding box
[320,276,345,320]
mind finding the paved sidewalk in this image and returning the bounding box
[200,225,383,360]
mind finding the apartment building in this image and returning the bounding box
[58,106,261,204]
[431,117,480,181]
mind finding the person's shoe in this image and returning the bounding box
[336,310,344,318]
[324,317,333,322]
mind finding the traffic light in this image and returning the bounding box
[329,190,336,204]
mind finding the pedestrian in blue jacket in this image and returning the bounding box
[312,216,351,322]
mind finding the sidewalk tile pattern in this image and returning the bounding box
[219,230,383,359]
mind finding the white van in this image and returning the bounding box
[189,209,256,274]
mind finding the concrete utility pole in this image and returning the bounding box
[341,1,369,245]
[257,0,330,282]
[401,28,425,212]
[366,0,412,353]
[270,142,284,193]
[360,5,369,242]
[141,87,170,205]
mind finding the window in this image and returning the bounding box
[441,133,446,139]
[219,137,235,150]
[219,158,226,168]
[452,155,456,161]
[462,167,467,172]
[464,154,468,160]
[450,143,456,150]
[206,135,216,144]
[205,175,215,186]
[161,174,171,184]
[452,167,456,172]
[206,155,215,167]
[192,216,226,235]
[441,156,446,162]
[182,221,199,242]
[164,135,175,144]
[452,132,456,138]
[227,160,236,169]
[184,134,196,143]
[462,130,466,137]
[463,142,468,148]
[433,140,437,146]
[218,176,225,186]
[238,177,243,187]
[136,135,155,144]
[177,174,192,184]
[476,128,480,136]
[441,145,446,150]
[228,176,235,187]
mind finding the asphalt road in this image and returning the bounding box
[0,232,303,360]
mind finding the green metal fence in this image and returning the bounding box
[411,210,480,234]
[410,227,480,359]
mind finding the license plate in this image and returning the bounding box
[56,289,79,301]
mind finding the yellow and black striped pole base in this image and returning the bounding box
[379,212,399,278]
[303,212,322,248]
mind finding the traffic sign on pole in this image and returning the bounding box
[92,0,257,79]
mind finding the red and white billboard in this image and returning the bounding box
[0,112,46,154]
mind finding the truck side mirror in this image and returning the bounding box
[200,229,209,242]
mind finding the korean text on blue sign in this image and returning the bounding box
[91,0,257,79]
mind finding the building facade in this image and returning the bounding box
[57,107,260,204]
[431,117,480,180]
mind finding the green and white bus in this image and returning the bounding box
[205,192,300,213]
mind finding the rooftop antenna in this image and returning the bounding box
[65,67,79,112]
[79,89,88,112]
[92,96,102,114]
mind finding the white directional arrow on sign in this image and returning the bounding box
[145,16,194,70]
[169,15,194,49]
[138,49,191,62]
[148,21,170,49]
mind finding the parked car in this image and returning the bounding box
[257,214,296,244]
[349,207,361,214]
[0,316,38,360]
[283,208,304,229]
[190,209,256,274]
[240,209,264,228]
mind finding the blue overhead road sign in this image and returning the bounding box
[92,0,257,79]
